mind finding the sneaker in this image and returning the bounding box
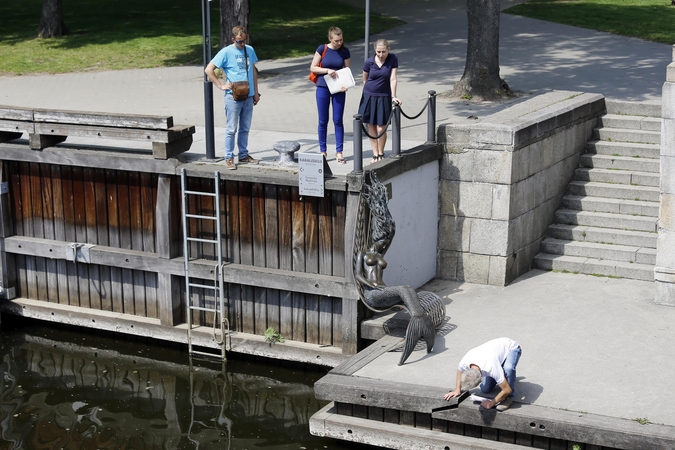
[224,158,236,170]
[495,397,513,411]
[238,155,259,165]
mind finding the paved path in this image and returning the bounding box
[1,0,674,436]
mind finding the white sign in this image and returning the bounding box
[298,152,325,197]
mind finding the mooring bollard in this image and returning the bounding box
[353,114,363,173]
[427,90,437,143]
[392,105,401,157]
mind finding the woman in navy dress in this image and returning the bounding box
[309,26,351,164]
[358,39,401,164]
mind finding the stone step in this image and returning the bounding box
[533,253,655,281]
[555,208,658,232]
[574,167,659,187]
[562,195,659,217]
[587,140,660,159]
[592,127,661,144]
[579,154,660,175]
[605,99,661,118]
[598,114,662,132]
[540,237,656,264]
[568,180,660,202]
[547,223,657,248]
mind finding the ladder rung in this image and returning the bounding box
[188,305,220,313]
[185,213,217,220]
[187,237,219,244]
[185,190,217,197]
[188,282,218,291]
[189,349,224,359]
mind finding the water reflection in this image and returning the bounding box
[0,320,369,450]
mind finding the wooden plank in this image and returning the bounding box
[30,164,47,301]
[145,271,158,319]
[238,182,253,265]
[41,164,59,304]
[3,236,359,298]
[252,183,265,267]
[224,180,240,263]
[0,145,180,175]
[332,297,342,349]
[83,168,101,310]
[292,292,306,342]
[0,162,17,299]
[400,410,415,427]
[383,408,400,424]
[277,186,293,339]
[319,295,333,346]
[94,168,112,311]
[140,173,156,253]
[71,166,90,308]
[152,133,193,159]
[128,172,145,315]
[264,185,279,334]
[416,413,432,430]
[116,171,135,315]
[51,165,69,305]
[59,165,78,307]
[9,161,26,298]
[331,191,346,277]
[106,169,123,313]
[32,122,192,144]
[368,406,384,422]
[32,109,174,129]
[254,286,267,334]
[304,196,319,274]
[341,191,362,355]
[28,133,67,150]
[318,194,332,275]
[0,105,34,121]
[156,174,179,325]
[305,294,319,345]
[291,187,305,271]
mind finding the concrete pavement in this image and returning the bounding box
[1,0,674,438]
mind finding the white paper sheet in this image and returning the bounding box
[323,68,355,94]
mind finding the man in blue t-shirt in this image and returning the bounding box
[205,26,260,170]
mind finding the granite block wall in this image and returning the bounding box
[437,91,605,285]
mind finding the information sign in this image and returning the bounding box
[298,152,325,197]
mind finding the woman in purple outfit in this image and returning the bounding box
[358,39,401,164]
[309,26,351,164]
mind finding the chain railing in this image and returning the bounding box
[352,90,437,173]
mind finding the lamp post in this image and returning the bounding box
[202,0,216,160]
[364,0,370,62]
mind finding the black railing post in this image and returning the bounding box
[427,90,437,143]
[353,114,363,173]
[392,104,401,157]
[202,0,216,160]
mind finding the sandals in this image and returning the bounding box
[369,154,384,165]
[336,152,346,164]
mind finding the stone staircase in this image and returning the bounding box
[534,100,661,281]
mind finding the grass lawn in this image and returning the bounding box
[504,0,675,45]
[0,0,403,76]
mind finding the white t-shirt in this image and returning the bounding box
[458,337,520,385]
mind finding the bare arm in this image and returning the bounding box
[443,369,463,400]
[390,67,401,105]
[253,63,260,104]
[481,379,512,409]
[205,62,229,91]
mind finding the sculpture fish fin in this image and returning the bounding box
[397,314,436,366]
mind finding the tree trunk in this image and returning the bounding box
[38,0,69,38]
[451,0,509,101]
[219,0,250,48]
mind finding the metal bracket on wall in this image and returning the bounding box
[65,243,94,263]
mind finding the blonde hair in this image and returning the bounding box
[328,27,344,49]
[374,39,390,51]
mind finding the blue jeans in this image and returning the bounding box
[224,93,253,160]
[480,346,522,398]
[316,86,346,154]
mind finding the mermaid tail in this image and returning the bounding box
[398,314,436,366]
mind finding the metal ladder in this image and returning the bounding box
[181,168,229,360]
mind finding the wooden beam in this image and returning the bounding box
[0,162,16,299]
[33,109,174,129]
[29,133,67,150]
[1,235,358,298]
[341,190,362,355]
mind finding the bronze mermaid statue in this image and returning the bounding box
[354,173,440,365]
